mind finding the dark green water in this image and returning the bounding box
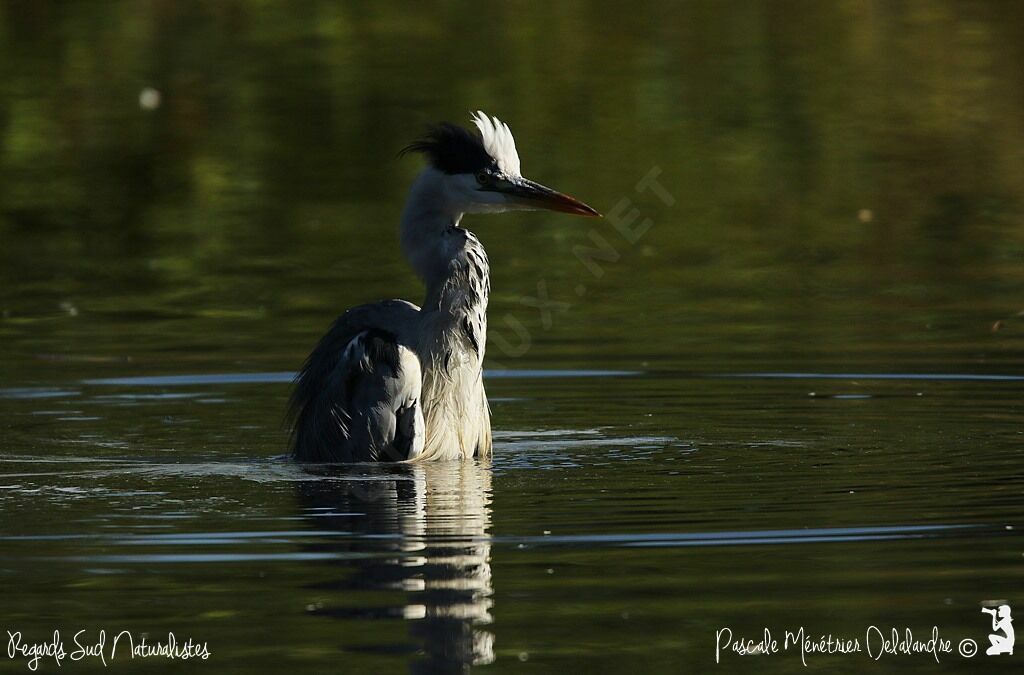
[1,1,1023,672]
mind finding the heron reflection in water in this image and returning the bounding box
[296,460,494,669]
[289,112,599,462]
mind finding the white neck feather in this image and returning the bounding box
[399,168,463,289]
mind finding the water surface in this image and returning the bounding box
[1,1,1023,672]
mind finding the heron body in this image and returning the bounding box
[289,112,598,462]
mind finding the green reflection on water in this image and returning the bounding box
[1,1,1023,673]
[1,0,1023,381]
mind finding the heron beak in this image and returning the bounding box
[506,177,602,217]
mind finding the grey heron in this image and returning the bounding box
[289,111,599,462]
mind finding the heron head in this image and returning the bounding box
[401,111,600,218]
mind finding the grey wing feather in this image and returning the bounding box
[288,300,424,462]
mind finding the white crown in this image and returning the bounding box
[471,110,521,177]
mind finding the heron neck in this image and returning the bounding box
[399,169,490,328]
[399,168,464,291]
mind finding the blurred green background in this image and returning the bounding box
[2,0,1023,382]
[1,3,1023,672]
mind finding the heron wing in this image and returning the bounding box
[289,300,424,462]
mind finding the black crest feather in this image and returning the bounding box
[400,123,496,175]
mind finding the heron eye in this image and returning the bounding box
[475,171,489,186]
